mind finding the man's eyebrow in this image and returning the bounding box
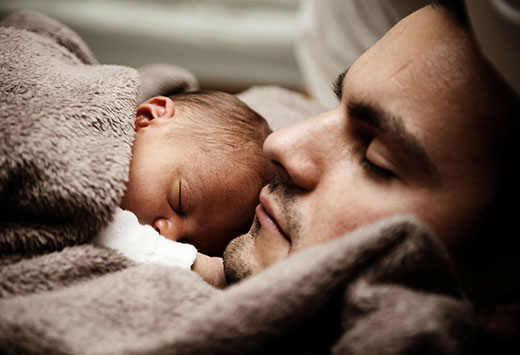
[332,67,350,102]
[347,100,440,181]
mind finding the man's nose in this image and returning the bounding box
[153,217,183,241]
[263,111,334,191]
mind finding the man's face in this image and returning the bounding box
[225,6,509,280]
[121,113,259,256]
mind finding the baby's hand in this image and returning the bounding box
[191,253,226,288]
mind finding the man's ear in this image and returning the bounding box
[134,96,175,132]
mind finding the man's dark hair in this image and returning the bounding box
[430,0,468,25]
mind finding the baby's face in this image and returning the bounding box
[121,114,261,256]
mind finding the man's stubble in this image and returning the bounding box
[223,217,260,284]
[222,172,302,284]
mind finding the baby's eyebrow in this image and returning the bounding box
[332,67,350,102]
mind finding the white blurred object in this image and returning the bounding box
[0,0,302,90]
[94,208,197,269]
[465,0,520,96]
[296,0,428,109]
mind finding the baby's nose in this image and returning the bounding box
[153,218,181,241]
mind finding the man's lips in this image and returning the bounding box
[255,197,290,243]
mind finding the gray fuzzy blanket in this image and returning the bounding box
[0,11,476,354]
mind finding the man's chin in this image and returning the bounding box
[222,217,260,284]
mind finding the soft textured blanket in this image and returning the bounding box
[0,11,476,354]
[0,10,198,294]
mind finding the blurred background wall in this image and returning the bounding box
[1,0,428,108]
[0,0,303,93]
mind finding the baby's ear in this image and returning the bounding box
[134,96,175,132]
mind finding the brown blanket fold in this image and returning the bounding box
[0,11,476,354]
[0,10,138,256]
[1,217,475,354]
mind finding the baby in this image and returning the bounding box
[95,90,272,285]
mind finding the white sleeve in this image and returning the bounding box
[93,208,197,269]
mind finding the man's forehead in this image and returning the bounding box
[331,6,509,179]
[345,8,492,123]
[359,7,472,85]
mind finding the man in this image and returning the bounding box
[224,0,519,350]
